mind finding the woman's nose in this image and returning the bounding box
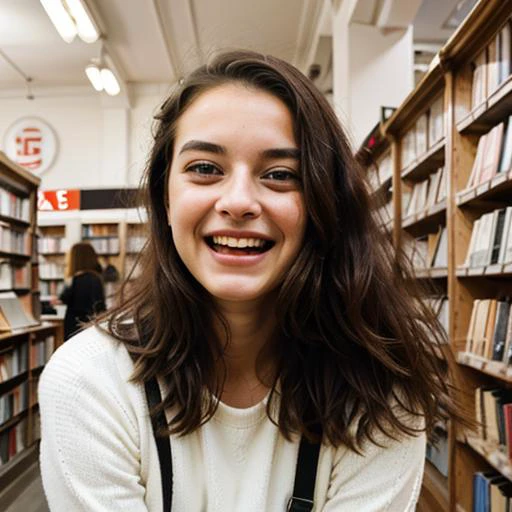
[214,171,262,220]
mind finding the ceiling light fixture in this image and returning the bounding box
[40,0,100,43]
[84,50,121,96]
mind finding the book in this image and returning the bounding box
[504,403,512,459]
[415,113,428,156]
[489,208,507,265]
[478,123,505,184]
[428,96,444,146]
[482,299,498,359]
[502,211,512,264]
[466,299,481,353]
[492,300,511,361]
[432,227,448,268]
[435,166,447,203]
[471,212,497,267]
[487,35,500,95]
[472,49,488,109]
[498,207,512,264]
[503,307,512,365]
[426,168,442,208]
[466,135,487,189]
[473,300,492,356]
[498,21,511,85]
[499,115,512,173]
[464,219,481,268]
[428,226,443,267]
[0,292,37,330]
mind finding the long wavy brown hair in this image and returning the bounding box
[103,50,466,450]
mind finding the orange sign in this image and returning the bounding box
[38,190,80,211]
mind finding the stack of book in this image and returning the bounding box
[465,117,512,190]
[471,21,512,110]
[404,167,446,219]
[405,226,448,271]
[0,418,26,467]
[463,207,512,269]
[465,299,512,363]
[0,342,28,382]
[400,96,445,170]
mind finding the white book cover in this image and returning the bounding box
[378,153,392,184]
[433,227,448,268]
[472,211,497,267]
[428,96,444,146]
[436,167,447,203]
[499,22,511,84]
[426,168,442,207]
[503,210,512,264]
[497,207,512,264]
[406,184,419,217]
[415,180,429,213]
[466,135,487,189]
[464,218,481,267]
[416,114,428,156]
[498,115,512,173]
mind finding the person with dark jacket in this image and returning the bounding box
[59,242,106,340]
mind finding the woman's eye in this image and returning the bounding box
[186,163,221,176]
[263,170,300,182]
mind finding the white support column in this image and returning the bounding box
[100,107,129,187]
[331,0,416,149]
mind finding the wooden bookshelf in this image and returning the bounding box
[0,152,57,489]
[357,2,512,509]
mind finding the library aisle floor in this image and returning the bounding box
[4,463,48,512]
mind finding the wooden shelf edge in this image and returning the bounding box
[401,138,446,179]
[465,436,512,482]
[457,351,512,382]
[456,170,512,206]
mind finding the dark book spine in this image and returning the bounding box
[492,301,511,360]
[491,209,506,264]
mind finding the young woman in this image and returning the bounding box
[58,242,106,340]
[39,51,462,511]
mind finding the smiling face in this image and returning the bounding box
[167,83,306,307]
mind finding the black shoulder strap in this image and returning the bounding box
[144,377,173,512]
[145,377,321,512]
[287,430,322,512]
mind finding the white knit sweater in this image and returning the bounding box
[39,327,426,511]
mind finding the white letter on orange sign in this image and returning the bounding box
[56,190,69,210]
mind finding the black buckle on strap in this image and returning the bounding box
[287,496,314,512]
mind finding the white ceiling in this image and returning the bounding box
[0,0,466,93]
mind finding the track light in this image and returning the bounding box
[40,0,100,43]
[85,62,120,96]
[40,0,77,43]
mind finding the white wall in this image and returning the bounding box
[0,84,170,191]
[331,0,414,149]
[349,24,413,146]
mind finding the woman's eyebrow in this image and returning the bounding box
[178,140,299,160]
[179,140,226,155]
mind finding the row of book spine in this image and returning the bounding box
[406,226,448,270]
[473,469,512,512]
[466,115,512,190]
[0,417,26,467]
[471,20,511,110]
[82,224,118,237]
[0,261,30,289]
[85,237,120,255]
[425,296,449,337]
[0,188,30,223]
[31,335,55,368]
[463,207,512,269]
[39,280,65,297]
[401,95,444,170]
[465,299,512,363]
[0,342,28,382]
[404,166,446,219]
[38,236,67,254]
[0,381,28,425]
[0,223,30,256]
[39,261,65,280]
[368,152,392,191]
[126,236,146,253]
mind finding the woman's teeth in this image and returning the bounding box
[212,236,266,248]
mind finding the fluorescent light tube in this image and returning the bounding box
[100,68,121,96]
[65,0,100,43]
[85,64,103,91]
[40,0,77,43]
